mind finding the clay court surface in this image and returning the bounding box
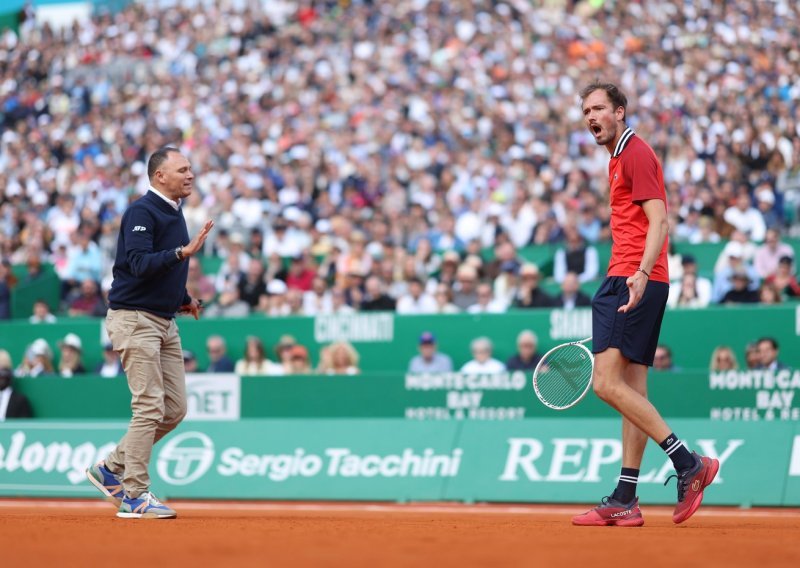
[1,500,799,567]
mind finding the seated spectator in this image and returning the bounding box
[286,345,312,375]
[57,333,86,378]
[744,342,761,370]
[461,337,506,374]
[553,225,599,283]
[0,259,16,320]
[555,272,592,309]
[493,260,521,307]
[0,350,33,419]
[95,343,124,378]
[452,265,479,310]
[506,330,543,371]
[318,341,360,375]
[720,268,760,304]
[759,281,783,304]
[204,285,250,318]
[689,215,721,244]
[330,286,356,314]
[408,332,453,374]
[303,276,334,315]
[754,228,795,279]
[186,257,217,307]
[513,263,554,309]
[274,335,298,372]
[712,242,760,302]
[285,288,306,315]
[433,283,460,314]
[668,255,712,308]
[238,259,267,309]
[183,350,199,373]
[756,337,789,371]
[361,276,396,312]
[396,277,437,314]
[653,344,675,371]
[29,299,57,324]
[15,338,55,378]
[467,282,507,314]
[754,186,781,231]
[235,336,284,376]
[709,346,739,372]
[205,335,235,373]
[765,256,800,298]
[61,229,103,300]
[285,254,317,292]
[257,279,289,316]
[723,190,766,243]
[67,278,107,317]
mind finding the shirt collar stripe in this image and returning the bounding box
[613,128,635,158]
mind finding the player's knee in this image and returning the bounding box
[592,372,618,402]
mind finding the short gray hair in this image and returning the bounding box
[470,336,493,353]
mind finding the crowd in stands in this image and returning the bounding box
[1,0,800,326]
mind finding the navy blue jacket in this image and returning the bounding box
[108,191,191,318]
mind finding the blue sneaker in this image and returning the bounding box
[117,491,177,519]
[86,461,124,507]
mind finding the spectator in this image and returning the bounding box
[451,265,479,310]
[723,190,766,243]
[29,299,57,324]
[57,333,86,378]
[0,260,17,319]
[555,272,592,309]
[285,255,316,292]
[95,343,124,378]
[754,229,795,279]
[432,283,460,314]
[15,338,55,378]
[744,342,761,370]
[505,330,543,371]
[318,341,360,375]
[709,346,739,372]
[396,277,437,315]
[720,268,760,304]
[553,226,599,284]
[61,229,103,299]
[205,335,235,373]
[759,282,783,305]
[756,337,789,371]
[513,264,555,309]
[67,278,107,317]
[361,276,396,312]
[183,350,198,373]
[653,345,675,371]
[303,276,334,316]
[408,332,453,374]
[235,336,283,376]
[238,260,267,310]
[204,285,250,318]
[765,256,800,298]
[0,350,33,420]
[286,345,312,375]
[461,337,506,374]
[493,260,521,307]
[712,242,760,302]
[274,335,298,373]
[186,257,216,307]
[754,186,781,231]
[668,255,712,308]
[330,287,356,315]
[467,282,507,314]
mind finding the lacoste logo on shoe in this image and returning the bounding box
[692,480,701,491]
[610,510,632,517]
[133,226,147,232]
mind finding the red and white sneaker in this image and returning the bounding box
[572,496,644,527]
[667,452,720,524]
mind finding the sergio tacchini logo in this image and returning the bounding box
[157,432,215,485]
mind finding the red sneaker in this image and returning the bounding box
[667,452,720,524]
[572,496,644,527]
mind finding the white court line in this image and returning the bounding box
[0,499,799,519]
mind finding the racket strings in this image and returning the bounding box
[535,345,593,409]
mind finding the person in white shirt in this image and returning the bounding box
[396,277,437,314]
[667,256,712,308]
[723,190,766,243]
[467,282,507,314]
[460,337,506,374]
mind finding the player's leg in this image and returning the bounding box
[153,319,187,445]
[611,362,649,505]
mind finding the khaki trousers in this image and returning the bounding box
[105,308,187,498]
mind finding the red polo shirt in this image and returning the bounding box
[607,129,669,284]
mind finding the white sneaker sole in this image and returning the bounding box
[116,511,177,519]
[85,468,123,508]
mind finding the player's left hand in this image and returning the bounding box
[618,272,647,313]
[179,298,204,320]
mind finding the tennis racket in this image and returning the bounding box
[532,337,594,410]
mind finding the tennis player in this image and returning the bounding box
[572,82,719,526]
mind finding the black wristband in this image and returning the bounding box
[637,267,650,278]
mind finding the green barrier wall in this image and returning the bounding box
[3,305,799,375]
[1,419,799,506]
[13,368,800,422]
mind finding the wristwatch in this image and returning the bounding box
[175,247,185,261]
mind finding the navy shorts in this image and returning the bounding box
[591,276,669,367]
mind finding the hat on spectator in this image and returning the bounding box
[229,232,245,246]
[277,334,297,350]
[419,331,436,345]
[267,279,288,295]
[289,345,308,359]
[729,267,751,282]
[442,250,460,264]
[757,190,775,205]
[182,350,196,362]
[725,242,744,259]
[520,263,540,277]
[59,333,82,351]
[29,338,52,358]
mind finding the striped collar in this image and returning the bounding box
[612,127,635,158]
